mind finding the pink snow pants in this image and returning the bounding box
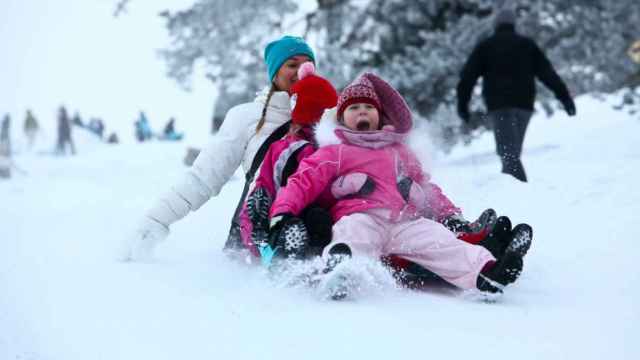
[324,211,496,290]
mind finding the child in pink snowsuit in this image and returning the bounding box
[270,72,525,293]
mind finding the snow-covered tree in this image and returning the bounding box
[157,0,297,132]
[152,0,639,146]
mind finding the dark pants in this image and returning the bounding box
[55,137,76,155]
[489,108,532,182]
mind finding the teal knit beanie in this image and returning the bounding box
[264,35,315,81]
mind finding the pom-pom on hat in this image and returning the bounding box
[289,62,338,126]
[264,35,316,81]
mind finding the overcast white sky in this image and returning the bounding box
[0,0,217,145]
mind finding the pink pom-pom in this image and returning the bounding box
[297,61,315,80]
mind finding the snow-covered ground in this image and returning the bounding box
[1,95,639,360]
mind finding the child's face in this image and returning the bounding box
[342,103,380,131]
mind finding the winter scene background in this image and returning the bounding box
[1,1,639,359]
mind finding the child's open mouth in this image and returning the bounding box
[356,120,371,131]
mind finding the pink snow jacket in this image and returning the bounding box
[270,124,460,223]
[271,72,459,223]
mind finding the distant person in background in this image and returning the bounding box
[88,118,105,139]
[163,117,175,136]
[1,114,12,178]
[24,109,40,149]
[96,118,105,138]
[1,114,11,156]
[161,117,183,141]
[456,7,576,182]
[55,106,76,155]
[72,112,84,128]
[134,111,153,142]
[107,132,119,144]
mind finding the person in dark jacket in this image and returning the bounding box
[55,106,76,155]
[456,8,576,182]
[107,132,119,144]
[1,114,11,157]
[24,110,40,149]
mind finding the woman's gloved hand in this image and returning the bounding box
[119,216,169,262]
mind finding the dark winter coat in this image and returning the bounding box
[58,113,71,140]
[457,24,573,114]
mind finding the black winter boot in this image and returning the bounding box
[478,216,512,258]
[477,222,532,293]
[507,224,533,258]
[477,253,523,294]
[270,216,310,260]
[502,157,527,182]
[469,208,498,233]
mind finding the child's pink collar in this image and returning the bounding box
[334,125,407,149]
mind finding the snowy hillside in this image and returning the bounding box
[1,95,639,360]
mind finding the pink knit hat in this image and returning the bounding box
[337,75,382,119]
[337,72,412,133]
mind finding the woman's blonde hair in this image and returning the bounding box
[255,83,278,133]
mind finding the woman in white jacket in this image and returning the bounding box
[121,35,316,261]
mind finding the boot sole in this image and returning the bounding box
[470,208,498,233]
[506,224,533,258]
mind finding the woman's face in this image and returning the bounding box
[273,55,312,93]
[342,103,380,131]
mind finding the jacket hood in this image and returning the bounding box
[360,72,413,134]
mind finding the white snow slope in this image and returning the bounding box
[1,95,639,360]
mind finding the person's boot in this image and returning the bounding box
[476,223,532,293]
[469,208,498,234]
[476,253,523,294]
[323,243,352,274]
[322,243,353,300]
[506,224,533,258]
[445,208,497,235]
[269,216,310,261]
[478,216,512,258]
[502,158,527,182]
[511,160,528,182]
[452,208,498,245]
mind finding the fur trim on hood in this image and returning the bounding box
[314,107,342,147]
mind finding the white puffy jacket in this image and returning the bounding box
[147,87,292,228]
